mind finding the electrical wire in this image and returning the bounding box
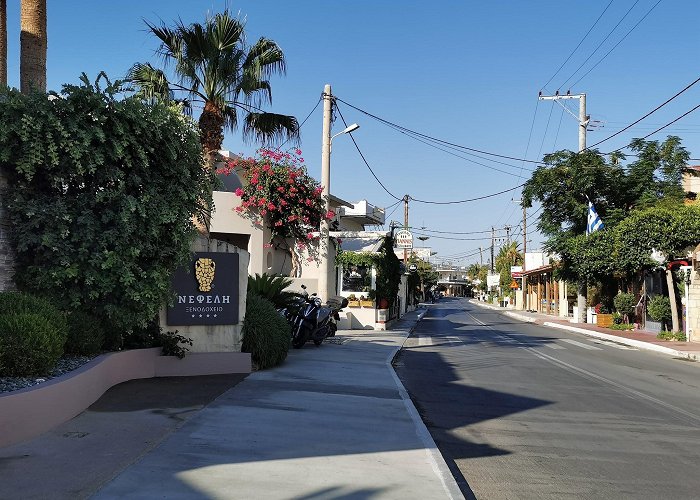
[604,103,700,155]
[334,104,403,201]
[586,74,700,149]
[409,182,527,205]
[569,0,664,89]
[335,97,541,164]
[558,0,642,90]
[277,96,322,148]
[541,0,617,91]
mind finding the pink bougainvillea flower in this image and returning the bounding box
[274,220,283,227]
[325,210,336,219]
[307,256,314,262]
[280,200,288,206]
[256,184,264,191]
[305,199,312,206]
[263,243,273,248]
[295,148,302,155]
[314,187,323,196]
[234,187,244,197]
[306,233,313,239]
[277,186,285,193]
[234,206,243,212]
[260,209,267,216]
[267,202,276,211]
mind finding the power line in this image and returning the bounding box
[409,182,527,205]
[541,0,616,91]
[558,0,642,90]
[334,104,403,201]
[278,96,321,148]
[587,74,700,149]
[569,0,663,89]
[335,97,542,164]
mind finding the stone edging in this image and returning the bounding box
[0,348,251,448]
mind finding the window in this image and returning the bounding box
[341,264,372,293]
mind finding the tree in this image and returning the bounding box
[128,9,299,160]
[495,241,522,295]
[0,75,211,334]
[20,0,46,94]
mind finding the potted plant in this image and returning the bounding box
[595,303,614,328]
[347,294,361,308]
[360,292,374,308]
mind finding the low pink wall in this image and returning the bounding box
[0,348,251,448]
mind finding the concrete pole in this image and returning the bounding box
[577,93,588,322]
[403,195,409,266]
[319,84,332,300]
[522,205,527,271]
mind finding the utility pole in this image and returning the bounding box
[490,227,495,274]
[318,84,333,300]
[505,225,511,244]
[403,195,410,266]
[479,247,483,266]
[522,205,527,271]
[539,91,588,322]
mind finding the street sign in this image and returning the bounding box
[395,229,413,249]
[510,280,519,289]
[408,263,418,272]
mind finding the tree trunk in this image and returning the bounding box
[666,268,680,332]
[289,245,302,278]
[0,0,7,86]
[199,101,225,160]
[20,0,47,94]
[0,168,15,291]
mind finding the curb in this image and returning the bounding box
[470,299,698,361]
[543,322,699,361]
[386,308,464,500]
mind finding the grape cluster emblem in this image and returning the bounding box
[195,258,216,292]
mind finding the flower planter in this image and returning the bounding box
[347,300,361,308]
[360,300,375,308]
[596,313,614,328]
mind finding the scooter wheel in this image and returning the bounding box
[313,338,323,346]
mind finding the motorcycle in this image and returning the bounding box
[290,285,348,348]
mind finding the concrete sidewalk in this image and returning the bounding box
[90,307,461,499]
[472,300,700,361]
[0,308,462,499]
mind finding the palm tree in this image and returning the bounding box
[128,10,299,160]
[495,241,522,273]
[20,0,46,93]
[1,0,7,86]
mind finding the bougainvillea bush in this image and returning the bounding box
[218,149,334,276]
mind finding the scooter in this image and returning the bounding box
[290,286,348,348]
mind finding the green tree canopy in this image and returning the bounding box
[0,74,211,333]
[128,9,299,157]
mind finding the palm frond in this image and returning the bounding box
[126,63,173,101]
[243,112,299,146]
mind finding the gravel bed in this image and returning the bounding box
[0,355,95,394]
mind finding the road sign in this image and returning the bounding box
[408,263,418,272]
[510,280,519,289]
[395,229,413,249]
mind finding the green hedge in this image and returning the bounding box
[0,292,68,376]
[241,294,290,370]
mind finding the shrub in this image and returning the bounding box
[247,273,302,310]
[158,330,193,359]
[0,313,66,376]
[64,310,106,356]
[657,330,686,341]
[0,76,211,335]
[610,323,634,331]
[648,295,672,330]
[241,294,290,370]
[614,293,636,323]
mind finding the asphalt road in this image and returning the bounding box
[394,297,700,500]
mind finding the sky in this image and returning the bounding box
[4,0,700,267]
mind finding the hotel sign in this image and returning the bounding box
[167,252,239,325]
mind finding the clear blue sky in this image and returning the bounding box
[4,1,699,266]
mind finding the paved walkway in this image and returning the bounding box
[1,308,463,500]
[471,300,700,361]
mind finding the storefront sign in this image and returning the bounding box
[167,252,239,325]
[395,229,413,249]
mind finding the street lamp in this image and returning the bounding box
[319,83,359,300]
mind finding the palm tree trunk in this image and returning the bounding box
[20,0,47,94]
[199,101,225,160]
[666,268,680,332]
[0,169,15,291]
[0,0,7,86]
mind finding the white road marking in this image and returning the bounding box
[543,343,566,349]
[418,336,434,346]
[590,339,638,350]
[559,338,603,350]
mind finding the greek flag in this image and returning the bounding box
[586,201,604,235]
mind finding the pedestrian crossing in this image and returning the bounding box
[412,334,638,351]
